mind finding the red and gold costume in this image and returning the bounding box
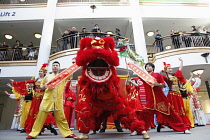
[126,82,143,112]
[12,80,34,128]
[162,63,192,130]
[24,79,55,133]
[75,37,147,136]
[64,80,76,128]
[141,72,189,131]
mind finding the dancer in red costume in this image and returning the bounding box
[6,79,34,133]
[64,79,76,128]
[74,37,150,139]
[126,78,143,136]
[24,64,57,135]
[140,62,191,134]
[126,78,143,113]
[161,57,192,132]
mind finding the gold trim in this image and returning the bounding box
[155,47,210,60]
[0,4,47,9]
[57,2,129,7]
[117,75,128,78]
[0,60,37,66]
[151,88,156,110]
[140,2,208,7]
[49,48,79,61]
[148,55,156,63]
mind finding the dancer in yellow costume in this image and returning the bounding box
[182,72,194,128]
[26,61,76,139]
[6,79,34,132]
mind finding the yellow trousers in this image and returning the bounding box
[183,98,194,128]
[20,101,32,128]
[29,109,74,138]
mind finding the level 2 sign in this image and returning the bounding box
[0,12,16,17]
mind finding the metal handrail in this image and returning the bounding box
[55,32,127,53]
[152,32,210,53]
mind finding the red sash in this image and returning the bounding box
[127,63,156,87]
[46,64,80,88]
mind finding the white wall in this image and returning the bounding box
[0,66,36,77]
[55,6,131,19]
[1,5,210,21]
[154,52,210,72]
[0,8,46,21]
[141,5,210,18]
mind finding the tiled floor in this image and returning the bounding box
[0,125,209,140]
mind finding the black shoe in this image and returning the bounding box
[117,129,123,132]
[20,129,26,133]
[157,124,161,132]
[151,127,155,129]
[99,129,105,133]
[50,128,58,135]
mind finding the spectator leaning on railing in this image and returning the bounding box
[154,30,164,52]
[190,26,202,47]
[91,24,102,37]
[199,26,209,46]
[69,27,79,49]
[170,29,181,49]
[27,42,37,60]
[12,40,23,60]
[0,41,9,61]
[62,30,70,51]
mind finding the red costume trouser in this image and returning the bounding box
[76,102,146,134]
[141,107,188,131]
[64,106,74,128]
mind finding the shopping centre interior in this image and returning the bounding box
[0,0,210,130]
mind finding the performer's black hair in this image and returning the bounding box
[145,63,155,71]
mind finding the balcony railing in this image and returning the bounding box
[55,32,127,53]
[0,0,128,4]
[152,32,210,53]
[58,0,128,3]
[0,47,39,61]
[0,0,47,4]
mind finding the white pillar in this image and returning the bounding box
[129,0,148,63]
[35,0,58,77]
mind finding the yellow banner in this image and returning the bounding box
[127,63,156,87]
[46,64,80,88]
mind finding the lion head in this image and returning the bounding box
[76,37,119,83]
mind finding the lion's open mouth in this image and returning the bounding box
[85,59,112,83]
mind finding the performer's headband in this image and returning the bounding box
[163,62,171,70]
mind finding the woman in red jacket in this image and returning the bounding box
[64,79,76,128]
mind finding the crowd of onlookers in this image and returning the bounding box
[154,25,210,52]
[60,24,122,51]
[0,24,122,61]
[4,24,209,60]
[0,40,37,61]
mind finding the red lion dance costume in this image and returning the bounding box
[74,37,150,139]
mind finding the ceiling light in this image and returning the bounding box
[34,33,42,39]
[20,0,26,2]
[165,45,172,50]
[4,34,13,39]
[146,31,154,37]
[192,69,204,75]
